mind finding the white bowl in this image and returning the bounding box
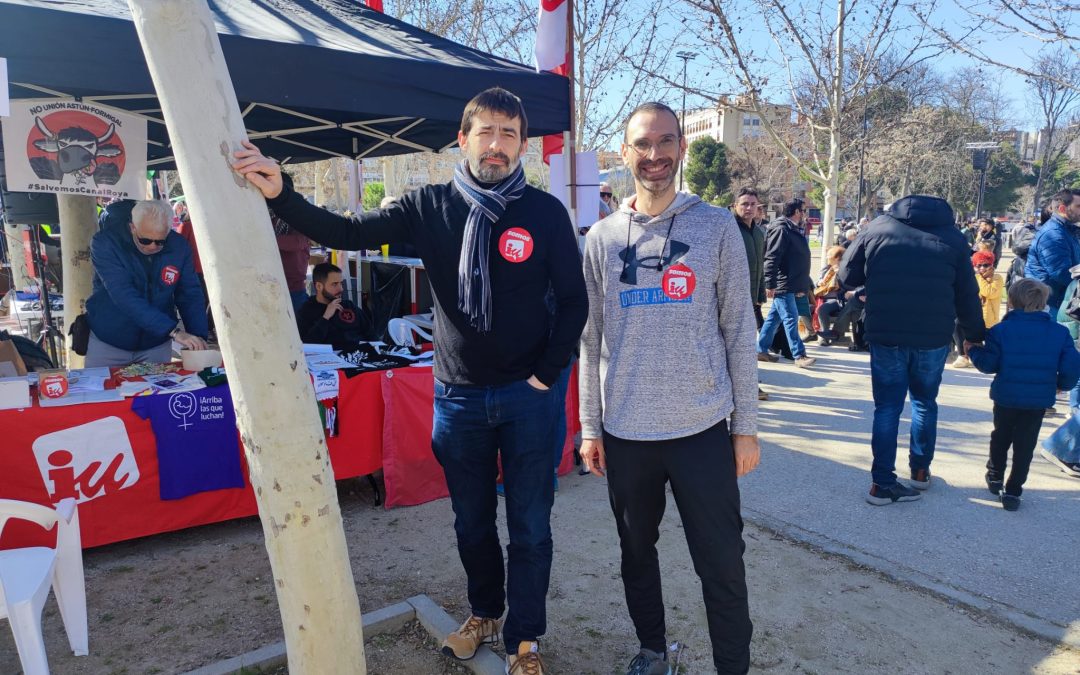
[181,349,223,371]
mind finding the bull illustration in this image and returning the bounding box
[30,117,122,186]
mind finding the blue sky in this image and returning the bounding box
[649,0,1044,131]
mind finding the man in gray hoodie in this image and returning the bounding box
[579,101,760,675]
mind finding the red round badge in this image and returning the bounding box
[662,263,696,300]
[41,373,69,399]
[161,265,180,286]
[498,227,534,263]
[338,309,356,323]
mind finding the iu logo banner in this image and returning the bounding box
[32,416,140,504]
[0,98,147,199]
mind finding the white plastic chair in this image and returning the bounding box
[387,317,433,348]
[0,498,88,675]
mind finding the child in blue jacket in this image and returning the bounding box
[967,278,1080,511]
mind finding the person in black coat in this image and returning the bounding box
[756,198,816,368]
[839,195,985,506]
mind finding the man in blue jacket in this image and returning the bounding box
[1024,188,1080,315]
[840,195,985,505]
[85,200,208,367]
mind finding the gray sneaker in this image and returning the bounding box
[626,648,671,675]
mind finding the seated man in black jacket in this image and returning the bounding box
[296,262,373,349]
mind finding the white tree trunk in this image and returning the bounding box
[4,223,32,292]
[820,0,846,249]
[57,195,97,368]
[126,2,366,673]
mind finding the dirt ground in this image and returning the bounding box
[2,473,1078,675]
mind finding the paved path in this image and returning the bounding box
[748,338,1080,647]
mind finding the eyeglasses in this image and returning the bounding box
[627,136,678,157]
[136,236,167,247]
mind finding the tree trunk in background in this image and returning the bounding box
[57,195,97,368]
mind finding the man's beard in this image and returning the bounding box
[468,150,518,183]
[632,156,679,196]
[320,290,341,304]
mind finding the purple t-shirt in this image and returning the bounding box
[132,387,245,500]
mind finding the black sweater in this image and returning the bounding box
[267,181,588,387]
[296,296,373,350]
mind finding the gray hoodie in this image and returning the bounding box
[579,192,759,441]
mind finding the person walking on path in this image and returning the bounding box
[233,88,588,675]
[1025,188,1080,316]
[756,198,816,368]
[839,195,985,505]
[973,250,1005,330]
[579,101,760,675]
[967,279,1080,510]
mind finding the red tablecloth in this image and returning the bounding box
[1,365,579,549]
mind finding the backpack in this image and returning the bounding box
[0,330,55,371]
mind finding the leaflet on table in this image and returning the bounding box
[305,351,356,372]
[66,369,111,393]
[39,389,124,407]
[141,374,206,393]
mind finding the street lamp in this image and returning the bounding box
[675,50,697,191]
[966,141,999,219]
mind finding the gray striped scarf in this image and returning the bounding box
[453,159,527,332]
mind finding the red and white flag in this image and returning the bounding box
[535,0,570,163]
[534,0,569,72]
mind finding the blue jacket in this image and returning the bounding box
[1024,215,1080,312]
[968,310,1080,409]
[86,225,208,352]
[839,195,984,348]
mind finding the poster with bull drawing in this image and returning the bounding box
[1,99,147,199]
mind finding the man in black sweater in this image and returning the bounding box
[296,262,373,349]
[233,88,586,675]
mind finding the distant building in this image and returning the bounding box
[680,96,792,152]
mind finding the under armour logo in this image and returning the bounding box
[618,240,689,285]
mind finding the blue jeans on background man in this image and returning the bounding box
[757,292,806,358]
[432,377,559,654]
[869,344,949,486]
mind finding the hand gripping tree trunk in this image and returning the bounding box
[126,1,366,672]
[57,195,96,368]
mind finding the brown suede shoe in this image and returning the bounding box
[507,641,546,674]
[441,615,500,660]
[757,351,779,363]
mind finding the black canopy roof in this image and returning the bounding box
[0,0,569,167]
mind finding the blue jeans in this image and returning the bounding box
[757,292,805,358]
[432,377,559,652]
[869,344,949,485]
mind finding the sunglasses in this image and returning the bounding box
[136,236,167,247]
[600,192,612,198]
[975,263,992,269]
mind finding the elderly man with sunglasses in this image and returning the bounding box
[85,199,208,367]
